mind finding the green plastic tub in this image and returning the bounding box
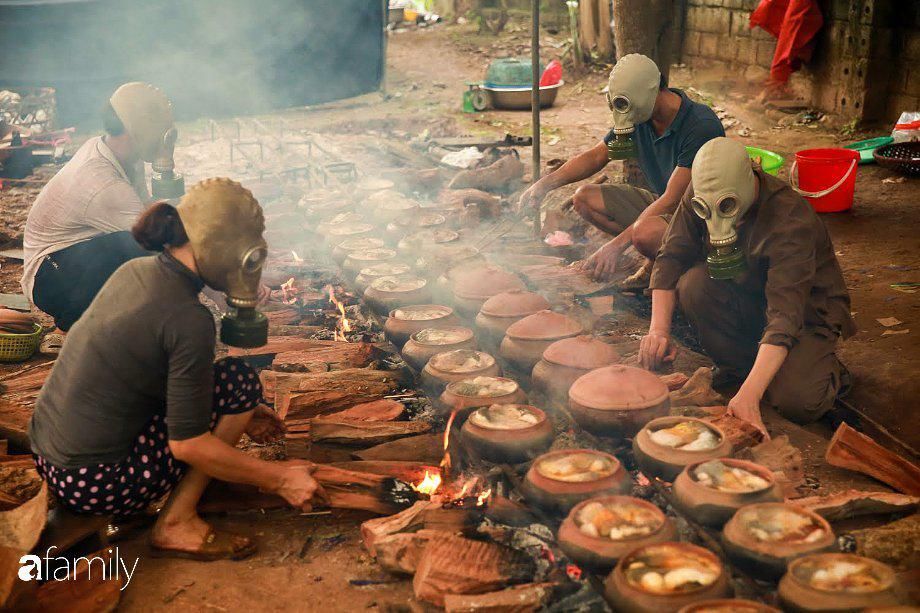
[746,146,785,175]
[485,57,544,88]
[844,136,894,164]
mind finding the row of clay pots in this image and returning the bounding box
[401,326,477,371]
[531,335,620,407]
[364,275,432,315]
[500,310,584,372]
[420,349,501,396]
[460,404,553,464]
[569,365,671,441]
[633,417,733,482]
[475,289,549,345]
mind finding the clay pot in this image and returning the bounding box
[301,191,352,222]
[499,310,584,373]
[383,305,460,348]
[460,404,553,464]
[604,542,733,613]
[397,229,461,260]
[721,503,837,580]
[438,376,527,415]
[475,290,550,345]
[558,495,677,572]
[355,177,395,199]
[451,265,525,317]
[355,262,413,293]
[372,197,419,226]
[316,211,365,237]
[330,236,386,265]
[521,449,631,515]
[633,417,732,482]
[342,248,398,278]
[401,326,477,371]
[493,253,564,271]
[568,365,671,440]
[428,250,488,301]
[778,554,903,611]
[532,336,620,408]
[325,222,375,247]
[385,212,446,244]
[678,600,780,613]
[672,459,783,528]
[420,349,501,397]
[363,275,432,315]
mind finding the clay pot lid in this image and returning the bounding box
[418,213,446,227]
[357,178,395,192]
[505,310,584,341]
[389,304,454,321]
[370,275,427,293]
[731,502,832,546]
[411,326,474,346]
[542,335,619,369]
[452,265,524,300]
[403,229,460,246]
[568,495,666,539]
[445,376,519,398]
[346,248,397,262]
[329,223,373,237]
[360,262,411,277]
[429,349,496,373]
[786,553,896,594]
[569,364,669,410]
[376,198,418,212]
[337,237,385,251]
[322,211,364,227]
[468,404,545,431]
[480,289,550,318]
[688,459,775,494]
[678,600,780,613]
[533,449,621,483]
[618,542,724,594]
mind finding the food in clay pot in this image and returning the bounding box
[677,600,780,613]
[385,212,446,244]
[557,495,677,572]
[342,248,399,279]
[460,404,553,463]
[400,326,477,371]
[383,304,460,348]
[778,553,904,611]
[300,191,352,223]
[355,262,413,293]
[474,289,550,346]
[604,542,732,613]
[425,246,487,298]
[420,349,501,396]
[371,195,419,226]
[568,365,670,440]
[354,177,395,199]
[317,211,366,240]
[721,503,836,580]
[521,449,631,515]
[330,236,385,265]
[450,265,525,317]
[363,275,432,316]
[324,222,375,250]
[672,459,783,528]
[499,310,585,373]
[632,417,732,482]
[437,376,527,416]
[532,335,620,409]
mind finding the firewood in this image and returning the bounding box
[737,434,804,497]
[845,513,920,571]
[272,341,380,373]
[375,529,448,575]
[443,582,555,613]
[413,535,536,606]
[0,466,47,553]
[310,420,431,446]
[267,324,325,338]
[671,405,727,419]
[793,490,919,522]
[311,464,418,515]
[263,307,302,327]
[227,335,335,358]
[362,501,437,555]
[323,399,406,422]
[706,413,764,452]
[659,372,690,391]
[331,461,437,484]
[447,155,524,192]
[13,547,122,613]
[421,507,481,534]
[825,423,920,496]
[0,442,5,456]
[669,367,724,407]
[355,434,445,464]
[270,369,404,420]
[439,188,501,211]
[0,399,32,450]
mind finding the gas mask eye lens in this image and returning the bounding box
[241,246,267,273]
[691,197,711,220]
[718,197,739,217]
[611,96,630,113]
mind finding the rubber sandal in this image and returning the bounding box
[149,528,257,561]
[39,332,65,355]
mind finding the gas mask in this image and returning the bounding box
[177,178,269,348]
[689,138,757,280]
[605,54,660,161]
[109,82,184,199]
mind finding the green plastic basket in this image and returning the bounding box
[746,146,785,175]
[0,323,43,363]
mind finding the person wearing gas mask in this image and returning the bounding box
[22,81,185,334]
[519,54,723,282]
[639,138,855,434]
[29,178,323,560]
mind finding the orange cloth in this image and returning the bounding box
[749,0,823,85]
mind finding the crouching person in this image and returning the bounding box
[639,138,855,434]
[29,178,322,560]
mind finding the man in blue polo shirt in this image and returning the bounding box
[520,54,724,282]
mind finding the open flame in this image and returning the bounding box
[413,470,442,496]
[326,284,352,342]
[291,250,304,264]
[280,277,298,305]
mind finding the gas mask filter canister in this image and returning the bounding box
[689,137,758,280]
[177,178,269,348]
[605,54,661,161]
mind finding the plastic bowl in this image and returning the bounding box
[746,146,785,175]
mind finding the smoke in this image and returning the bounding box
[0,0,386,124]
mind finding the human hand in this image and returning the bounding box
[517,182,547,215]
[275,461,327,511]
[246,404,286,444]
[639,330,677,370]
[257,284,271,306]
[582,240,623,280]
[727,385,769,439]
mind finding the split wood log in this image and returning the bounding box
[447,155,524,192]
[271,369,405,420]
[0,466,47,606]
[362,501,437,556]
[263,307,302,327]
[267,324,324,338]
[412,535,536,606]
[707,413,765,452]
[825,423,920,496]
[737,434,804,498]
[659,372,690,391]
[443,582,555,613]
[310,420,431,446]
[793,490,919,522]
[12,547,123,613]
[0,361,53,400]
[311,464,418,515]
[844,513,920,571]
[0,441,5,455]
[330,461,437,484]
[421,507,482,534]
[669,367,724,407]
[0,399,33,450]
[375,529,448,575]
[355,433,445,464]
[322,399,405,422]
[227,335,334,358]
[272,341,380,373]
[0,456,41,469]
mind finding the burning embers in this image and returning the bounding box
[326,284,353,342]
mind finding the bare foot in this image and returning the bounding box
[150,512,211,552]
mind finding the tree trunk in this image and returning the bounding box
[611,0,677,81]
[578,0,598,52]
[596,0,614,59]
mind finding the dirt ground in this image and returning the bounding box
[2,19,919,612]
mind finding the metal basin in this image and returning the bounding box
[483,81,563,110]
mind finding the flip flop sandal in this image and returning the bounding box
[39,332,65,355]
[149,528,257,561]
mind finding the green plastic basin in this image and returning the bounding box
[746,146,785,175]
[844,136,894,164]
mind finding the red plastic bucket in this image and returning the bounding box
[789,148,859,213]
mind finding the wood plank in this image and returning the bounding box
[443,583,555,613]
[272,341,380,373]
[826,423,920,496]
[793,490,919,521]
[354,434,444,464]
[271,369,404,420]
[310,420,431,446]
